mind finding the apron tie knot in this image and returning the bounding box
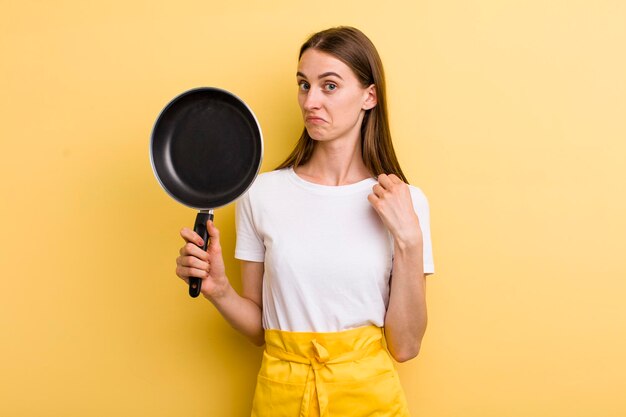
[311,339,330,367]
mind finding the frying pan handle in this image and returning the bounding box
[190,211,214,298]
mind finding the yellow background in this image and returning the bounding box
[1,0,625,416]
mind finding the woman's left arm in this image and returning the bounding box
[368,174,427,363]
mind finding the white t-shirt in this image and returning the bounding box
[235,167,435,332]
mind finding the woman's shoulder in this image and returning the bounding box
[406,183,430,210]
[245,167,291,195]
[253,167,290,185]
[407,182,428,198]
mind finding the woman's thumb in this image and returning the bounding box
[206,220,221,248]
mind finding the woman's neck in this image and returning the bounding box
[294,137,372,186]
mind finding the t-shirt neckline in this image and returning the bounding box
[285,166,376,195]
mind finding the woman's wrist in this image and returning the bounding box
[393,230,423,253]
[203,276,233,303]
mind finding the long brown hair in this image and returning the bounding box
[275,26,408,183]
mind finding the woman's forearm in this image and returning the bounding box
[384,238,427,362]
[206,283,265,346]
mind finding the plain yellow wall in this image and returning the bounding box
[1,0,625,416]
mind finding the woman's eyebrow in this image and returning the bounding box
[319,72,343,80]
[296,71,344,80]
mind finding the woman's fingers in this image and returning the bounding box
[377,173,403,190]
[372,183,386,198]
[372,174,399,200]
[180,227,204,247]
[176,253,209,279]
[179,242,209,261]
[388,173,403,184]
[377,173,394,190]
[180,221,223,252]
[176,265,209,281]
[367,192,380,209]
[377,173,390,188]
[177,254,209,270]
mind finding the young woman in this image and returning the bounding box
[176,26,435,417]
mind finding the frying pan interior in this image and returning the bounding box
[151,88,263,210]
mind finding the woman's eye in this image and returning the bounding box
[324,83,337,91]
[298,81,310,91]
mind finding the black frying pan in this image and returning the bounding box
[150,87,263,297]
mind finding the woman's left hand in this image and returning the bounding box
[368,174,423,248]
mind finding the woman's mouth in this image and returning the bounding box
[305,116,326,125]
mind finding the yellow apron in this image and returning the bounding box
[251,325,410,417]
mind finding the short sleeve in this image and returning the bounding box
[410,187,435,275]
[234,191,265,262]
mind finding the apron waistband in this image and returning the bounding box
[263,326,385,417]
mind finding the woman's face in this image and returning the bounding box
[296,49,376,143]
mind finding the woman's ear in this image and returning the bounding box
[362,84,378,110]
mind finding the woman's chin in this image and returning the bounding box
[306,127,331,142]
[306,129,322,141]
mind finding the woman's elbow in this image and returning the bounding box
[391,343,421,363]
[250,333,265,347]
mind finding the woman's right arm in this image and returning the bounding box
[176,220,265,346]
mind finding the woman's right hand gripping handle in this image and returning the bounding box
[175,221,265,345]
[176,220,229,300]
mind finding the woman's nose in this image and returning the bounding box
[303,89,321,111]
